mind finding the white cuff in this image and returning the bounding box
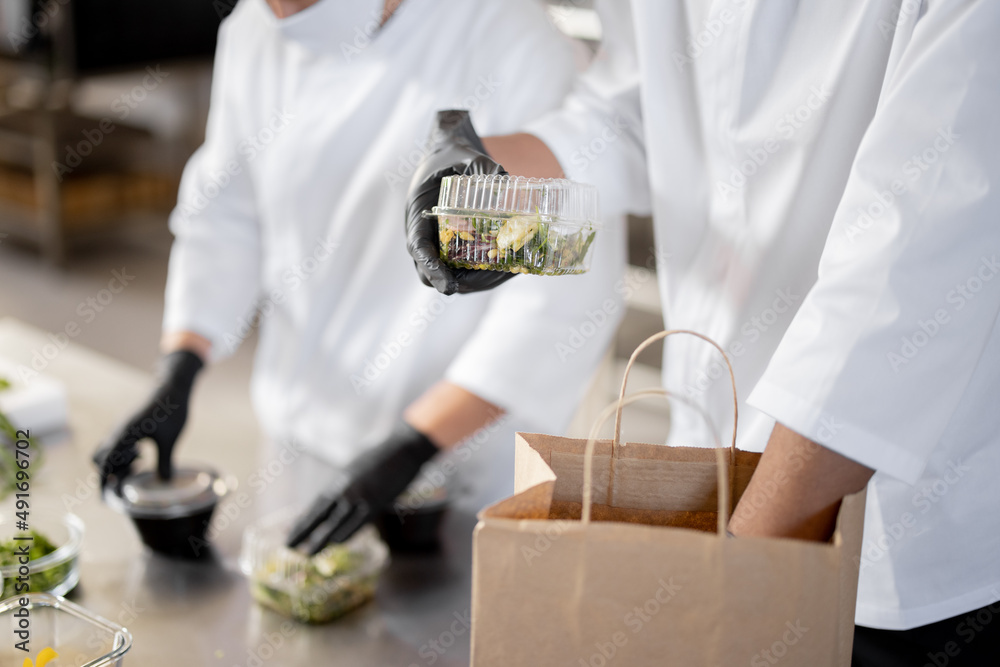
[748,379,927,485]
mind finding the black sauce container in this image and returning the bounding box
[108,466,227,560]
[375,473,450,554]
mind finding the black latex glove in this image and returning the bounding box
[405,109,516,295]
[286,422,439,555]
[93,349,203,489]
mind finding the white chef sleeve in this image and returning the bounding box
[522,0,650,218]
[445,221,627,431]
[466,0,576,138]
[748,0,1000,485]
[162,17,261,361]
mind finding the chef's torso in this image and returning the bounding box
[164,0,615,498]
[628,0,999,630]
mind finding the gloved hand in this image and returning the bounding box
[405,109,515,295]
[93,349,203,489]
[286,422,439,554]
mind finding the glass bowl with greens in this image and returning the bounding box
[0,509,83,599]
[430,175,600,276]
[240,509,389,624]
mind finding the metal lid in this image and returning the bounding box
[117,467,224,519]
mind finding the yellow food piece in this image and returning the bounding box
[24,648,59,667]
[458,231,475,241]
[495,219,539,252]
[440,228,455,245]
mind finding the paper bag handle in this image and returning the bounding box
[582,330,739,536]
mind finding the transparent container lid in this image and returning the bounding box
[113,466,225,519]
[430,175,600,229]
[0,593,132,666]
[240,510,389,585]
[240,509,389,623]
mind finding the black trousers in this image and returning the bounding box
[852,601,1000,667]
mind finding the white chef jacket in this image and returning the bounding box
[163,0,626,511]
[527,0,1000,630]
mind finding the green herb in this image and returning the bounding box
[0,530,71,596]
[0,377,11,392]
[250,544,379,624]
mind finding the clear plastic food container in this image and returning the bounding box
[0,593,132,666]
[0,510,83,599]
[240,509,389,624]
[431,175,600,275]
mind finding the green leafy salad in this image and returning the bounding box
[250,543,380,624]
[439,214,596,276]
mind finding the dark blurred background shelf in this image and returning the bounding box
[0,0,231,263]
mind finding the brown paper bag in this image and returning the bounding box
[471,330,865,666]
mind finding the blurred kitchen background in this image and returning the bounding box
[0,0,670,449]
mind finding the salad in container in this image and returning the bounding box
[430,175,600,276]
[241,509,389,624]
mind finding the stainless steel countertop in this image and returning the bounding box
[1,319,474,667]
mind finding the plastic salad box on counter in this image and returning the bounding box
[241,509,389,624]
